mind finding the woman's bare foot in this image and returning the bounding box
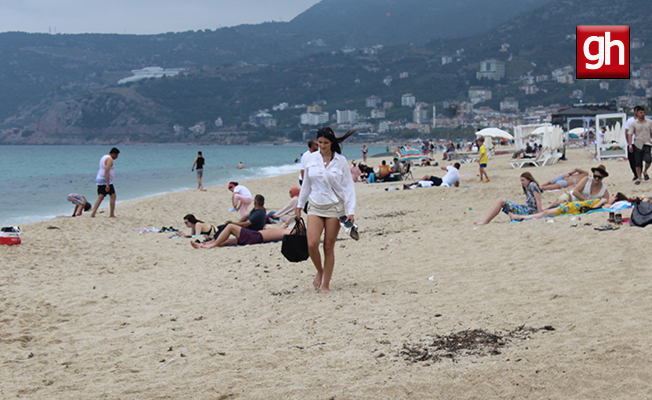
[473,221,488,225]
[190,241,202,249]
[313,272,322,289]
[320,287,330,294]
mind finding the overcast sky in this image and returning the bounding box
[0,0,321,35]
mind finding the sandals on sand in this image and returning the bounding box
[594,225,620,231]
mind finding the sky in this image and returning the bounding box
[0,0,322,35]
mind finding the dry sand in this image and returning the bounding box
[2,147,652,399]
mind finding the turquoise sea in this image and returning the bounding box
[0,144,387,227]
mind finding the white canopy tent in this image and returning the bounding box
[595,113,627,160]
[514,123,564,151]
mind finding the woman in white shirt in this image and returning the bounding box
[228,182,253,218]
[296,127,357,294]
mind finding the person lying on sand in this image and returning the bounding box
[509,192,628,221]
[191,224,290,249]
[540,168,589,191]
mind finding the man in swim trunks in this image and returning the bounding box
[190,224,290,249]
[90,147,119,218]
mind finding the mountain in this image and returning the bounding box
[288,0,551,46]
[0,0,551,134]
[2,0,651,144]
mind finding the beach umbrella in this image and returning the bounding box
[569,127,587,135]
[395,147,426,162]
[476,127,514,140]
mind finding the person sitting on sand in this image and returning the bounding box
[407,163,461,188]
[350,161,362,182]
[191,224,290,249]
[510,193,628,221]
[474,172,542,225]
[376,160,391,180]
[174,214,218,238]
[226,194,267,231]
[540,168,589,191]
[67,193,92,217]
[547,165,610,209]
[267,187,300,224]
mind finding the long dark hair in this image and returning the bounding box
[317,127,357,154]
[184,214,203,224]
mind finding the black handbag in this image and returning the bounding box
[281,217,309,262]
[630,199,652,227]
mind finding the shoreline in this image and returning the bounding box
[3,148,652,398]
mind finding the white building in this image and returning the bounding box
[249,111,277,127]
[336,110,358,124]
[401,93,416,107]
[413,105,428,125]
[370,109,385,119]
[366,96,382,108]
[500,97,519,112]
[300,112,329,125]
[118,66,184,84]
[214,117,223,127]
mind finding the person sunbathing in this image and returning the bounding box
[509,192,628,221]
[540,168,589,191]
[191,224,290,249]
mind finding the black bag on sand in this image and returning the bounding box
[630,199,652,227]
[281,217,309,262]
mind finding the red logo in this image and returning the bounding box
[576,26,629,79]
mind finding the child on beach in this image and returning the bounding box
[474,172,542,225]
[477,137,489,183]
[67,193,91,217]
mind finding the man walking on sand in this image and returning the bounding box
[90,147,120,218]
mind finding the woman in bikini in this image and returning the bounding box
[540,168,589,191]
[176,214,217,238]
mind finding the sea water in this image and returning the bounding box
[0,144,387,226]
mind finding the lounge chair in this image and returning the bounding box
[509,151,544,168]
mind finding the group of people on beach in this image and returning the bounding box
[188,127,358,294]
[73,104,652,293]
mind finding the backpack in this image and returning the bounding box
[629,200,652,227]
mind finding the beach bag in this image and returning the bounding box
[630,200,652,227]
[0,226,21,245]
[281,217,309,262]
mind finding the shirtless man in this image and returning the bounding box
[90,147,119,218]
[191,225,290,249]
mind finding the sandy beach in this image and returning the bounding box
[2,147,652,399]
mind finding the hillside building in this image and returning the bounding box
[249,111,277,128]
[500,97,519,112]
[468,87,492,104]
[336,110,358,124]
[413,105,428,125]
[118,66,184,84]
[301,112,329,125]
[401,93,416,107]
[476,59,505,81]
[366,96,382,108]
[370,109,385,119]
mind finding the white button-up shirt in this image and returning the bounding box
[298,151,356,215]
